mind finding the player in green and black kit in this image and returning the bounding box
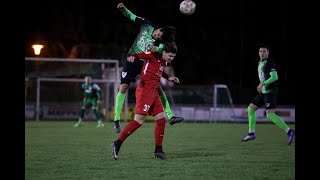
[74,76,104,128]
[241,46,295,145]
[113,2,183,133]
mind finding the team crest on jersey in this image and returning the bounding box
[122,72,127,78]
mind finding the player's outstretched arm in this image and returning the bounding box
[162,72,180,83]
[168,77,180,83]
[117,2,137,22]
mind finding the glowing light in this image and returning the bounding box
[32,44,43,55]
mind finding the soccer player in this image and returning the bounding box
[74,76,104,128]
[113,2,184,133]
[241,46,295,145]
[111,42,179,160]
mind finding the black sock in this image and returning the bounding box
[155,146,163,153]
[115,120,120,126]
[115,139,123,146]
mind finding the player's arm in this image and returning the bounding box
[262,60,278,86]
[117,3,137,22]
[117,2,156,26]
[81,84,86,102]
[150,43,164,53]
[93,84,102,100]
[127,52,153,62]
[162,71,180,83]
[263,71,278,86]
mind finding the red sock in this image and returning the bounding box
[119,120,142,142]
[154,118,166,146]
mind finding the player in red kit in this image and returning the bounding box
[111,42,179,160]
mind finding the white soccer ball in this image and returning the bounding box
[179,0,196,15]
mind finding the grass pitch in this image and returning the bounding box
[25,121,295,180]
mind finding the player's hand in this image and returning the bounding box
[168,77,180,83]
[257,82,263,93]
[117,2,125,10]
[149,46,158,52]
[127,56,135,63]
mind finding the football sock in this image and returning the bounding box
[119,120,141,142]
[160,94,173,120]
[154,118,166,147]
[266,113,289,132]
[79,107,86,121]
[155,146,163,153]
[93,108,101,121]
[248,106,256,133]
[114,93,125,121]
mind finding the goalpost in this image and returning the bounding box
[211,84,236,122]
[25,57,120,122]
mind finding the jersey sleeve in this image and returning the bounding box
[161,71,171,80]
[120,7,137,22]
[266,59,276,73]
[156,43,164,53]
[132,52,153,60]
[93,84,101,99]
[135,16,157,27]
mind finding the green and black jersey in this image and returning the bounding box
[82,83,101,100]
[120,7,163,56]
[257,58,278,94]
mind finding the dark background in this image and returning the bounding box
[25,0,293,105]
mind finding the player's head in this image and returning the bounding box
[160,26,176,42]
[152,26,176,42]
[259,46,269,59]
[84,76,91,84]
[162,42,177,63]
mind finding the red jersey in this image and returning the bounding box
[133,52,168,89]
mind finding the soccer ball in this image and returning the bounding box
[179,0,196,15]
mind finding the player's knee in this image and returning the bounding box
[154,112,166,120]
[248,104,257,112]
[134,114,146,124]
[247,106,254,113]
[119,84,129,93]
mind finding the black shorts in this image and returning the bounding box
[251,92,277,109]
[121,59,144,85]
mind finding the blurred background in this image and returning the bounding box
[25,0,293,122]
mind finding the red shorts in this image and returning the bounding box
[135,85,164,116]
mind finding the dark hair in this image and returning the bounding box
[160,26,176,42]
[163,42,177,54]
[259,45,270,52]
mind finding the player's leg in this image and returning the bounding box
[92,99,104,127]
[152,97,168,160]
[265,93,295,145]
[241,94,264,142]
[74,99,89,127]
[114,60,144,133]
[111,86,147,160]
[114,83,129,132]
[158,87,184,125]
[111,114,144,160]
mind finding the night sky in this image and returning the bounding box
[25,0,293,104]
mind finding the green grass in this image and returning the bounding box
[25,121,295,180]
